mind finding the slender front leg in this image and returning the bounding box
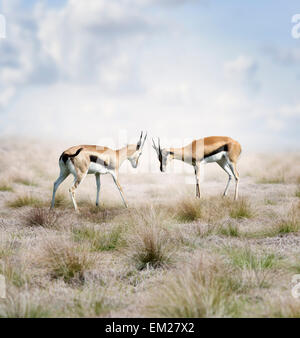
[194,164,201,198]
[51,172,68,209]
[228,162,240,200]
[95,173,101,206]
[69,171,87,212]
[233,164,240,200]
[110,172,128,208]
[217,159,233,197]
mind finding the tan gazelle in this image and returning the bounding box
[152,136,241,200]
[51,132,147,211]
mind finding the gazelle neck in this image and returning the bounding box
[115,145,136,169]
[167,147,185,161]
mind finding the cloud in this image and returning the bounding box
[0,0,156,108]
[263,45,300,65]
[224,55,259,91]
[0,0,299,151]
[279,103,300,117]
[126,0,203,7]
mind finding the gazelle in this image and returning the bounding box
[51,132,147,211]
[152,136,241,200]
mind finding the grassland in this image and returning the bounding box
[0,138,300,317]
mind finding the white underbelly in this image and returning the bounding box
[87,162,110,174]
[202,151,227,164]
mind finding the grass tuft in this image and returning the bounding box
[263,297,300,318]
[53,192,69,208]
[0,181,13,192]
[0,293,51,318]
[219,223,240,237]
[39,240,96,284]
[175,197,203,222]
[7,194,43,208]
[73,224,123,251]
[23,207,59,227]
[229,198,254,219]
[79,205,121,224]
[256,174,285,184]
[0,240,17,259]
[125,206,175,270]
[0,259,28,288]
[13,176,38,187]
[225,247,278,270]
[127,225,174,270]
[275,206,300,235]
[145,254,243,317]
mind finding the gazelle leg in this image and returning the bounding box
[110,172,128,208]
[194,164,201,198]
[95,173,101,206]
[217,159,233,197]
[69,171,88,212]
[228,162,239,200]
[51,171,69,209]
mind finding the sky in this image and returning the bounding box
[0,0,300,150]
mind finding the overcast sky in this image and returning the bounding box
[0,0,300,150]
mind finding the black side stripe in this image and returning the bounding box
[60,148,83,164]
[204,144,228,159]
[90,155,111,169]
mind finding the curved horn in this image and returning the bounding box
[152,138,157,149]
[142,132,147,148]
[137,131,143,149]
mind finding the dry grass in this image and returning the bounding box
[22,208,59,227]
[0,259,28,288]
[0,292,51,318]
[222,246,280,288]
[79,205,122,223]
[0,181,13,192]
[272,206,300,235]
[7,194,44,208]
[127,224,174,270]
[125,206,175,270]
[218,222,240,237]
[256,176,285,184]
[224,246,279,270]
[0,240,17,259]
[175,197,203,222]
[12,175,38,187]
[38,239,96,284]
[229,198,254,219]
[174,196,233,224]
[145,254,243,317]
[72,224,124,251]
[0,139,300,317]
[262,296,300,318]
[52,192,69,208]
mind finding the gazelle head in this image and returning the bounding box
[152,138,173,172]
[127,131,147,168]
